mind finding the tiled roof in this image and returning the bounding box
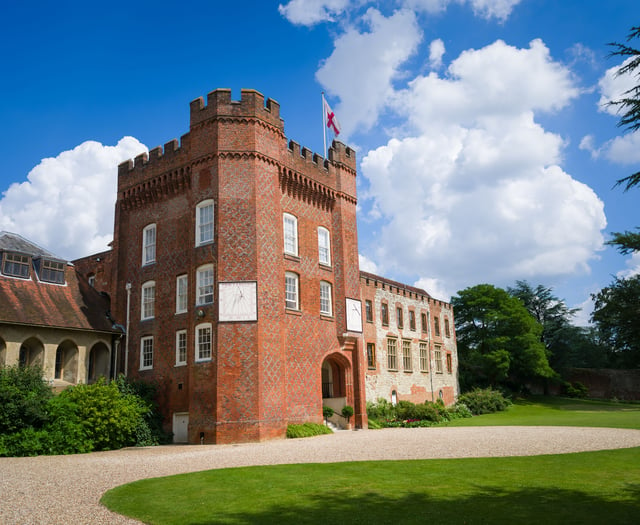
[0,232,114,333]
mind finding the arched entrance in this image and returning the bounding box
[321,353,352,428]
[88,342,110,383]
[19,337,44,368]
[55,340,79,384]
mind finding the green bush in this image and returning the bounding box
[341,405,354,421]
[366,398,472,427]
[322,406,334,421]
[0,365,52,434]
[286,423,333,438]
[564,381,589,399]
[457,388,512,415]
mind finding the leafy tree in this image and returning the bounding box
[591,274,640,368]
[0,365,52,435]
[607,25,640,253]
[452,284,553,391]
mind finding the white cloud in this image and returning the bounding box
[604,130,640,165]
[360,39,605,292]
[359,253,379,273]
[617,252,640,279]
[414,276,452,302]
[598,57,637,116]
[428,38,445,69]
[316,8,422,136]
[404,0,522,21]
[278,0,350,26]
[0,137,147,260]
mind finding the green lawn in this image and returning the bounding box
[101,397,640,525]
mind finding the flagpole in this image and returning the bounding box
[322,92,327,159]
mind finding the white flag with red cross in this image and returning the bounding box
[323,97,341,137]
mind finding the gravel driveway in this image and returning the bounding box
[2,426,640,525]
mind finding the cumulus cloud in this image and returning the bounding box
[316,8,422,136]
[617,251,640,279]
[0,137,147,260]
[360,39,605,292]
[598,57,638,115]
[278,0,350,26]
[404,0,522,21]
[359,253,380,274]
[428,38,445,69]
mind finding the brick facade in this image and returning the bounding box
[74,89,459,444]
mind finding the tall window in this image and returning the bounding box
[285,272,299,310]
[367,343,376,369]
[446,353,453,373]
[176,274,188,313]
[196,200,214,246]
[142,224,156,265]
[434,316,441,337]
[141,281,155,320]
[396,307,403,329]
[409,310,416,331]
[387,338,397,370]
[317,226,331,265]
[140,336,153,370]
[402,340,412,371]
[320,281,332,316]
[365,300,373,323]
[421,312,428,333]
[419,342,429,372]
[381,303,389,326]
[283,213,298,256]
[195,323,212,362]
[40,259,65,284]
[444,318,451,337]
[176,330,187,366]
[435,345,443,373]
[196,265,214,305]
[2,252,30,278]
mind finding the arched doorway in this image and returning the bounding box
[321,353,351,428]
[88,342,110,383]
[19,337,44,368]
[55,340,79,384]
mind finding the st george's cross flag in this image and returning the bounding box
[323,97,341,136]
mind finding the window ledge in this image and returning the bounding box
[195,358,212,364]
[284,253,301,263]
[319,263,332,272]
[320,314,334,322]
[285,308,302,316]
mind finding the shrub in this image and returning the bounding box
[0,365,52,434]
[322,406,334,422]
[341,405,354,421]
[457,388,512,415]
[564,381,589,399]
[286,423,333,438]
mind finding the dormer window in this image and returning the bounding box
[2,252,30,279]
[39,259,65,284]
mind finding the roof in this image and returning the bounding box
[359,270,432,299]
[0,232,114,333]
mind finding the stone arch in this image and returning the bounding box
[321,352,351,400]
[87,341,110,383]
[55,340,79,384]
[0,336,5,366]
[19,337,44,368]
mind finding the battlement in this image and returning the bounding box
[117,136,188,179]
[285,139,356,174]
[190,88,283,130]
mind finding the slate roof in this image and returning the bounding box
[0,232,114,333]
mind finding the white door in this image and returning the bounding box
[173,412,189,443]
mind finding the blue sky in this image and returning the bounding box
[1,1,638,323]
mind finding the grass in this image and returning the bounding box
[101,397,640,525]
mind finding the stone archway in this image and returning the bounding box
[55,340,79,384]
[19,337,44,368]
[88,342,110,383]
[321,353,352,428]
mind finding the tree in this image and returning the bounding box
[0,365,52,435]
[607,25,640,254]
[591,275,640,368]
[452,284,554,391]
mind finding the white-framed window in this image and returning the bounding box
[317,226,331,266]
[285,272,299,310]
[435,345,443,373]
[195,323,212,362]
[196,200,214,246]
[387,338,397,370]
[402,340,412,371]
[140,336,153,370]
[283,213,298,256]
[320,280,332,316]
[176,274,188,313]
[142,224,156,265]
[196,265,214,305]
[419,342,429,372]
[141,281,155,320]
[176,330,187,366]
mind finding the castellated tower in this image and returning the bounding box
[110,89,366,443]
